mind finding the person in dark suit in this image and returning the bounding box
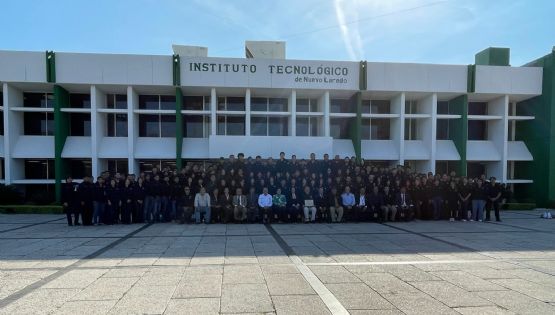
[367,186,384,221]
[395,186,414,221]
[486,177,502,222]
[314,187,328,223]
[105,179,121,225]
[246,186,259,223]
[78,176,95,226]
[133,178,146,223]
[327,187,344,223]
[233,187,248,223]
[61,176,79,226]
[354,187,369,221]
[177,186,194,224]
[219,187,234,223]
[120,179,134,224]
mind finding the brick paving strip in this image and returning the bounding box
[0,223,152,309]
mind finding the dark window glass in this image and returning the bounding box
[310,117,319,136]
[107,114,128,137]
[310,99,319,112]
[331,99,352,113]
[251,117,267,136]
[160,95,176,110]
[217,116,226,135]
[218,97,226,111]
[268,117,288,136]
[437,101,449,114]
[361,120,370,139]
[405,100,418,114]
[68,159,92,179]
[227,97,245,111]
[296,117,309,136]
[24,93,53,108]
[362,100,371,114]
[139,115,160,137]
[0,112,3,136]
[371,100,390,114]
[468,120,487,140]
[24,159,55,179]
[515,104,531,116]
[296,99,309,112]
[106,94,127,109]
[467,162,486,178]
[251,98,267,111]
[330,118,350,139]
[138,160,177,173]
[0,158,4,179]
[24,113,54,135]
[227,116,245,135]
[69,113,91,136]
[372,119,390,140]
[160,115,176,137]
[107,160,128,174]
[269,98,287,112]
[69,94,90,108]
[183,115,204,138]
[0,92,3,107]
[183,96,204,111]
[139,95,159,110]
[468,102,487,115]
[404,119,418,140]
[436,119,449,140]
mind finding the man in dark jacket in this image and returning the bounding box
[78,176,95,226]
[61,176,79,226]
[177,186,194,224]
[395,186,414,221]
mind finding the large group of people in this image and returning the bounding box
[61,152,511,226]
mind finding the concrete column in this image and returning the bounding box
[290,90,296,136]
[210,88,217,136]
[90,85,106,178]
[245,89,251,136]
[323,91,330,137]
[127,86,138,174]
[417,93,437,173]
[487,95,509,182]
[391,92,406,165]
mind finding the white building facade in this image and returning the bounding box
[0,45,545,202]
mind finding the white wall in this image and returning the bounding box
[475,66,542,95]
[0,51,47,83]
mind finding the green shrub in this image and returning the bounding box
[0,185,23,205]
[0,205,63,214]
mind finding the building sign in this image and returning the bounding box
[181,57,359,90]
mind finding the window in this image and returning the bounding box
[252,97,288,112]
[69,94,90,108]
[404,119,418,140]
[362,119,390,140]
[24,113,54,135]
[296,117,319,136]
[468,102,487,115]
[436,119,449,140]
[330,118,350,139]
[69,113,91,136]
[468,120,487,140]
[23,93,54,108]
[296,99,318,112]
[183,115,210,138]
[107,160,128,174]
[251,117,267,136]
[435,161,459,175]
[24,159,55,179]
[437,101,449,115]
[183,96,210,111]
[106,94,127,109]
[138,160,176,173]
[371,100,390,114]
[467,162,486,178]
[139,114,176,137]
[217,116,245,136]
[0,159,4,179]
[0,92,3,106]
[0,111,3,136]
[218,97,245,111]
[330,99,353,113]
[68,159,92,179]
[405,100,418,114]
[107,114,128,137]
[138,95,176,110]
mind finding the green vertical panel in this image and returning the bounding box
[515,52,555,207]
[175,88,183,170]
[348,92,362,162]
[54,85,70,203]
[467,64,476,93]
[475,47,510,66]
[46,51,56,83]
[448,95,468,176]
[359,61,367,90]
[173,54,181,86]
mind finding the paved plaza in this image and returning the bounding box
[0,211,554,314]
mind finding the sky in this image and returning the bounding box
[1,0,554,66]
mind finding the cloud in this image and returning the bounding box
[334,0,365,60]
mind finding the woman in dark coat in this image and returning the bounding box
[121,179,135,224]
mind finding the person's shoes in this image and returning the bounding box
[479,219,483,222]
[496,219,502,222]
[449,218,454,222]
[461,219,467,222]
[470,219,474,222]
[485,218,491,222]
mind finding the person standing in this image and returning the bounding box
[429,179,444,220]
[458,178,472,221]
[92,177,107,225]
[78,176,95,226]
[120,179,134,224]
[105,179,121,225]
[471,179,487,222]
[61,176,79,226]
[194,187,211,224]
[258,187,273,224]
[233,187,248,223]
[133,178,146,223]
[486,177,502,222]
[446,181,459,222]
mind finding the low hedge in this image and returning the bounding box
[502,203,536,211]
[0,205,63,214]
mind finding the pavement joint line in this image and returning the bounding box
[0,223,153,309]
[265,224,349,315]
[0,217,66,234]
[484,220,552,234]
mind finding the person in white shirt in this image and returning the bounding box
[258,187,273,224]
[194,187,211,224]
